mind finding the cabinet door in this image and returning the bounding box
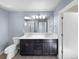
[20,40,34,55]
[63,12,78,59]
[43,39,58,56]
[43,41,50,55]
[33,39,43,55]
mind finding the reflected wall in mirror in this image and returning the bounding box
[24,21,35,32]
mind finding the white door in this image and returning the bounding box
[63,12,78,59]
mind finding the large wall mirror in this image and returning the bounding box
[24,15,48,33]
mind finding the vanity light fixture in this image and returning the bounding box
[31,15,47,19]
[24,15,47,21]
[31,15,36,19]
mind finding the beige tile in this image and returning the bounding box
[0,53,7,59]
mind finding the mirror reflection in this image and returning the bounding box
[24,15,48,33]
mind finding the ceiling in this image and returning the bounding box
[0,0,61,11]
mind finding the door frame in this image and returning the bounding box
[58,0,78,59]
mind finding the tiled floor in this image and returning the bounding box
[13,54,58,59]
[0,53,6,59]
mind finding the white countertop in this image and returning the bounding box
[13,33,58,39]
[12,33,58,45]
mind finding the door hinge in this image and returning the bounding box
[61,50,63,54]
[61,17,63,20]
[61,33,63,36]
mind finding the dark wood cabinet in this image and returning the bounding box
[20,39,58,56]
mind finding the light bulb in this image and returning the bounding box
[36,15,39,19]
[43,16,46,19]
[24,16,31,19]
[32,15,36,19]
[39,16,42,19]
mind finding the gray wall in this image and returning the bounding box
[8,12,24,44]
[53,0,73,33]
[0,9,9,52]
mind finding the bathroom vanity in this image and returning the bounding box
[20,39,58,56]
[12,33,58,56]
